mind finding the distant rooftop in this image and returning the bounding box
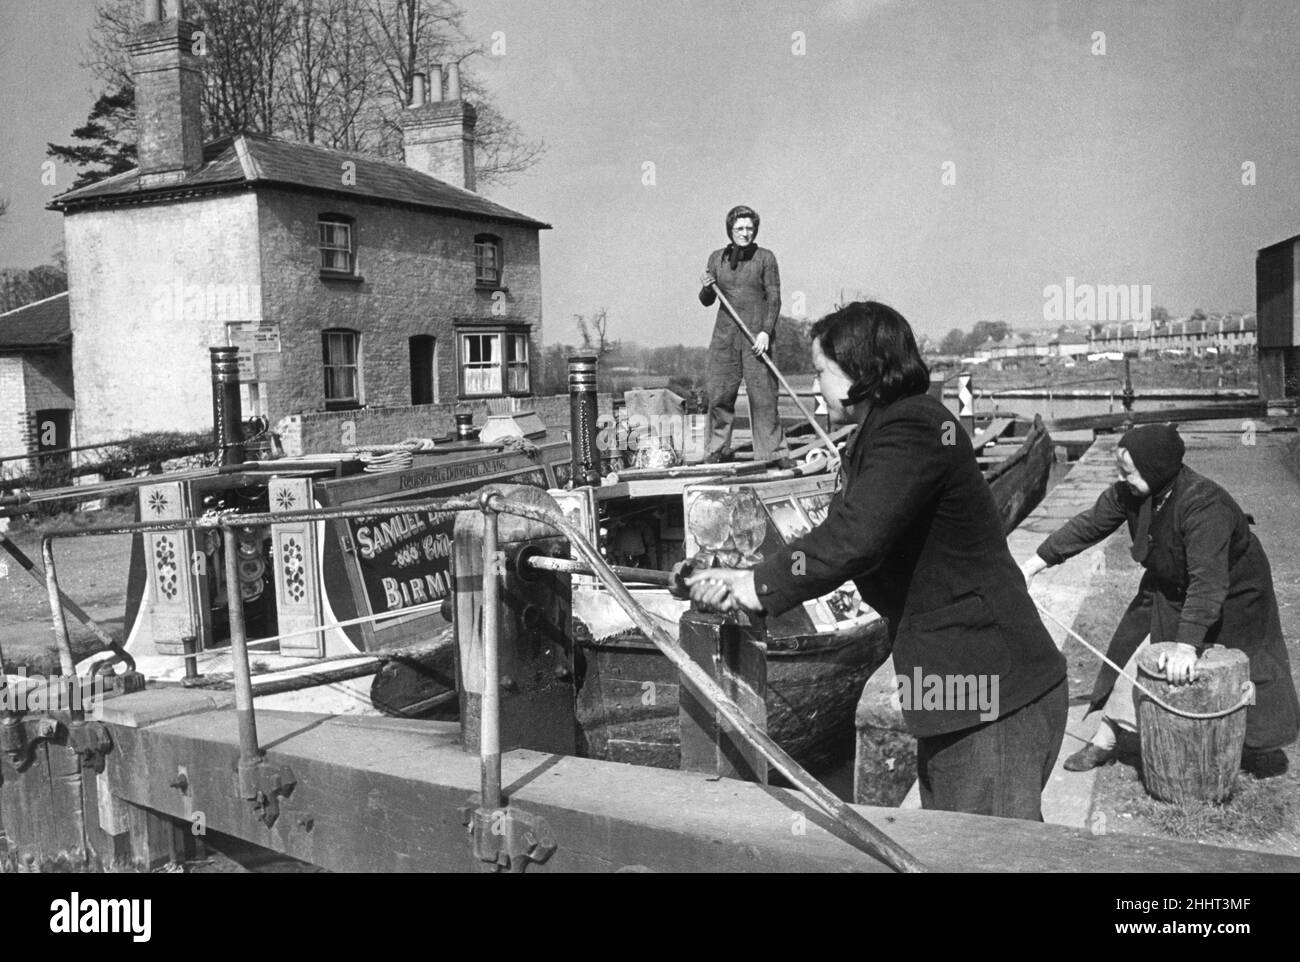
[48,132,550,230]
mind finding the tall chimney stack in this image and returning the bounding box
[398,62,478,192]
[129,0,205,188]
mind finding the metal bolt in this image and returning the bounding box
[169,772,189,793]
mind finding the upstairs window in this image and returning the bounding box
[458,329,531,397]
[474,234,502,286]
[322,329,362,409]
[319,215,355,273]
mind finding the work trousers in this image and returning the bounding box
[704,325,787,460]
[916,676,1068,821]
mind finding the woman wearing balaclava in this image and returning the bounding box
[1021,423,1300,778]
[697,205,786,461]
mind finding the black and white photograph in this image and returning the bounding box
[1,0,1298,907]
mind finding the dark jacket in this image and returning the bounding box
[699,246,781,339]
[1036,466,1300,750]
[752,393,1066,737]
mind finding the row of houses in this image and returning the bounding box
[1089,315,1257,355]
[2,5,550,470]
[966,314,1258,364]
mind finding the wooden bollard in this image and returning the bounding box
[678,610,768,783]
[1134,643,1252,804]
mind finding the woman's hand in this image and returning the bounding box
[751,332,770,356]
[1020,554,1049,587]
[1157,642,1199,685]
[685,568,761,613]
[699,271,716,289]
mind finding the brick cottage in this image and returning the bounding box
[48,7,549,454]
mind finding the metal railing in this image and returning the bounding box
[21,488,924,873]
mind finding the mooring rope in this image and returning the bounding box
[1032,600,1255,720]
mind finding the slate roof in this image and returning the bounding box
[0,292,71,349]
[48,132,549,230]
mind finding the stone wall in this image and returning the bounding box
[0,357,28,470]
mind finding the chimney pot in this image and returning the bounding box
[397,62,476,191]
[410,72,427,108]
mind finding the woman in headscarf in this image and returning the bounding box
[1021,423,1300,777]
[698,205,786,461]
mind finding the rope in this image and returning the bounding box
[1032,600,1256,720]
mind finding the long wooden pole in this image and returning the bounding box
[709,283,841,465]
[491,494,926,873]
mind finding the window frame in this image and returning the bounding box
[474,233,503,288]
[318,214,357,276]
[322,328,363,410]
[456,327,532,399]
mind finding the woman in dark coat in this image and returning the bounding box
[698,205,786,461]
[688,301,1068,821]
[1021,424,1300,776]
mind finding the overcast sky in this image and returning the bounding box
[2,0,1298,346]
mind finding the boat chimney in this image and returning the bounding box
[568,356,602,485]
[210,346,245,466]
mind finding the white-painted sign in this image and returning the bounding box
[227,322,282,381]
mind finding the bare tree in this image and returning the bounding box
[79,0,541,185]
[282,0,377,148]
[576,309,612,358]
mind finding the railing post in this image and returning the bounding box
[41,538,78,681]
[479,495,502,810]
[222,526,262,799]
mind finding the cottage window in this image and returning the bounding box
[323,329,362,408]
[458,330,531,397]
[319,216,355,273]
[475,234,502,286]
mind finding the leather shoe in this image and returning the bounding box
[1063,743,1115,772]
[1241,748,1288,779]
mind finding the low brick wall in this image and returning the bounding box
[275,393,611,456]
